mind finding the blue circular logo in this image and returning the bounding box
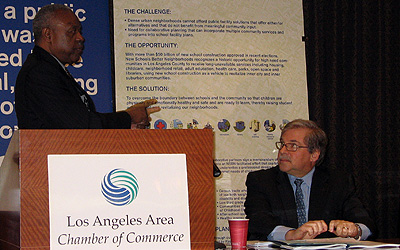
[101,169,139,206]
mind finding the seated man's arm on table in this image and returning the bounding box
[330,174,374,240]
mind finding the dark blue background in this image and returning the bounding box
[0,1,113,156]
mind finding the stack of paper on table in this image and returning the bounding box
[247,238,400,249]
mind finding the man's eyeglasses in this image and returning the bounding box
[275,141,309,152]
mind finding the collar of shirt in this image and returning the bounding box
[288,167,315,189]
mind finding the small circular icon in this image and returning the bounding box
[218,119,231,132]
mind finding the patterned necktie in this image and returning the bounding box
[294,178,307,227]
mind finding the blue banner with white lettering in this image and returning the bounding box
[0,1,113,157]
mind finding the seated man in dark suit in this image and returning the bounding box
[244,119,374,241]
[15,4,160,129]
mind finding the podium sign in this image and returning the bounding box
[0,129,214,250]
[48,154,190,249]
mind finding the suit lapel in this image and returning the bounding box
[276,170,298,227]
[309,168,330,221]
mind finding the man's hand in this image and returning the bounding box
[329,220,359,238]
[125,99,161,129]
[285,220,328,240]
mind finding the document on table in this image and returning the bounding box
[248,240,346,249]
[247,238,400,249]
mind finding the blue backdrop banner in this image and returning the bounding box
[0,1,113,157]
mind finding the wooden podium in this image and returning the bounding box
[0,129,215,250]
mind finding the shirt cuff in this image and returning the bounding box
[268,226,294,241]
[357,223,371,240]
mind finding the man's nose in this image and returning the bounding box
[77,32,85,42]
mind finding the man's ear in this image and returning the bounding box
[42,27,52,42]
[310,150,320,163]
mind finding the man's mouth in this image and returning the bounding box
[75,45,84,52]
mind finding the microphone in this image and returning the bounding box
[213,160,221,177]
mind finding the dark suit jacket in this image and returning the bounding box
[15,46,131,129]
[244,165,375,240]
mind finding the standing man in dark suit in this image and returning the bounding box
[15,4,160,129]
[244,119,374,241]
